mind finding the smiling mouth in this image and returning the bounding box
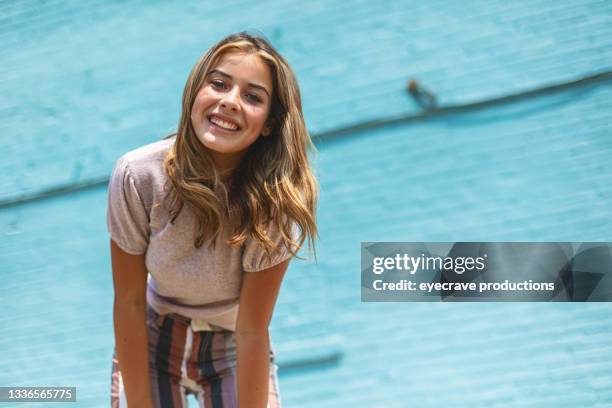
[208,115,241,131]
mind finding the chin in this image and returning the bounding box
[197,135,237,154]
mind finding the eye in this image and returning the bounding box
[246,93,262,103]
[210,79,226,90]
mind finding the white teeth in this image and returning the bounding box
[209,116,238,131]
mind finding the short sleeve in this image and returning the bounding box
[106,156,150,255]
[242,220,300,272]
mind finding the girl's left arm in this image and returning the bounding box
[236,258,290,408]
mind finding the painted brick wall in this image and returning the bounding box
[1,0,611,200]
[1,0,611,407]
[280,85,612,407]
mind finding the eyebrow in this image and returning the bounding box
[208,69,271,98]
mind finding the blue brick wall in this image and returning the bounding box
[283,85,612,407]
[1,0,611,407]
[2,0,611,200]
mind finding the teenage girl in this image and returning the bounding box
[107,32,318,408]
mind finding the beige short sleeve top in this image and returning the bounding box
[106,136,296,331]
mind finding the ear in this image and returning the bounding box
[262,118,275,137]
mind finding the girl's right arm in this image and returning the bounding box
[110,239,154,408]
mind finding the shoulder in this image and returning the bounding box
[117,136,175,180]
[111,135,175,205]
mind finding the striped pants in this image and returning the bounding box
[111,305,282,407]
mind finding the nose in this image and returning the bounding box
[220,86,241,112]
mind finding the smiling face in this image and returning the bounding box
[190,51,274,173]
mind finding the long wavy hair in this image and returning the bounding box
[162,32,318,259]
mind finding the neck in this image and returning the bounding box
[208,151,246,176]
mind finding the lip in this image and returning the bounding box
[207,113,242,130]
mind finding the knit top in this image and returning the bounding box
[106,136,295,331]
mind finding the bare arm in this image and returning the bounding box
[110,239,154,408]
[235,259,289,408]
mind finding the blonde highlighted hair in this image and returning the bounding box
[162,31,317,259]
